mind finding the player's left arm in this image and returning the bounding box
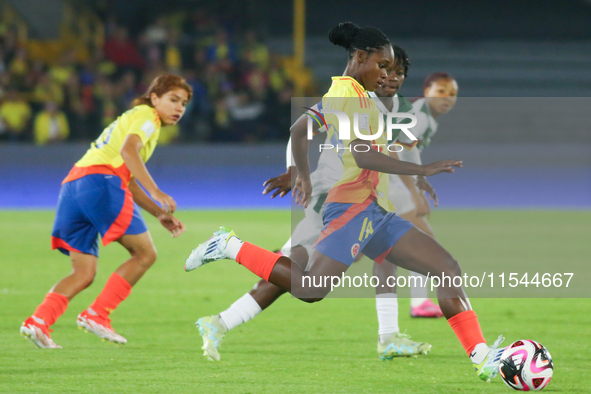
[128,178,185,237]
[121,133,176,213]
[416,175,438,207]
[391,150,430,216]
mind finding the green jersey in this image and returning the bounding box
[397,98,438,152]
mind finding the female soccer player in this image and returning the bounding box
[186,22,505,381]
[193,46,433,362]
[20,74,191,348]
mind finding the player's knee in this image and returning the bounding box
[297,287,329,303]
[289,245,309,268]
[82,274,95,289]
[445,256,462,277]
[436,255,461,278]
[129,243,158,268]
[74,269,96,289]
[139,246,158,268]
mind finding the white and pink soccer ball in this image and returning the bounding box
[499,340,553,391]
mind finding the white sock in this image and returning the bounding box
[376,293,399,342]
[410,272,429,304]
[218,293,262,331]
[226,236,244,260]
[470,342,489,364]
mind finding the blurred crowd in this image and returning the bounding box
[0,7,299,145]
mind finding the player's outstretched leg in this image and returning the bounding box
[385,227,506,381]
[185,226,347,303]
[373,261,431,358]
[186,226,296,292]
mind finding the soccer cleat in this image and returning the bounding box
[410,299,444,318]
[77,309,127,345]
[378,332,432,359]
[185,226,238,271]
[473,335,506,381]
[20,316,62,349]
[196,315,227,361]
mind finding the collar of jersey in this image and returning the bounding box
[332,76,366,93]
[368,92,401,114]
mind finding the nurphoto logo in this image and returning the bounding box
[304,105,419,153]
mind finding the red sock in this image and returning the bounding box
[89,273,132,318]
[448,310,486,355]
[32,292,69,327]
[236,242,281,281]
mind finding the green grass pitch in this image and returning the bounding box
[1,209,590,393]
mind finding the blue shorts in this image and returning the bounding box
[51,174,148,257]
[314,197,413,266]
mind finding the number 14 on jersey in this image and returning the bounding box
[358,217,373,242]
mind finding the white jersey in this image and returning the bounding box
[310,139,343,196]
[397,98,438,165]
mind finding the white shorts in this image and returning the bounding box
[281,192,326,259]
[388,175,416,216]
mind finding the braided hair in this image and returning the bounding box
[393,45,410,77]
[329,22,390,59]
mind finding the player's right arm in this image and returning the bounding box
[290,113,313,207]
[263,166,296,198]
[262,136,298,198]
[265,101,327,202]
[120,134,176,213]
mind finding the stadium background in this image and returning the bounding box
[1,2,591,393]
[0,0,590,210]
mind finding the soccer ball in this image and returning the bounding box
[499,340,553,391]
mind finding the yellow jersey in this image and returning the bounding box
[63,105,161,184]
[0,100,31,132]
[323,76,394,212]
